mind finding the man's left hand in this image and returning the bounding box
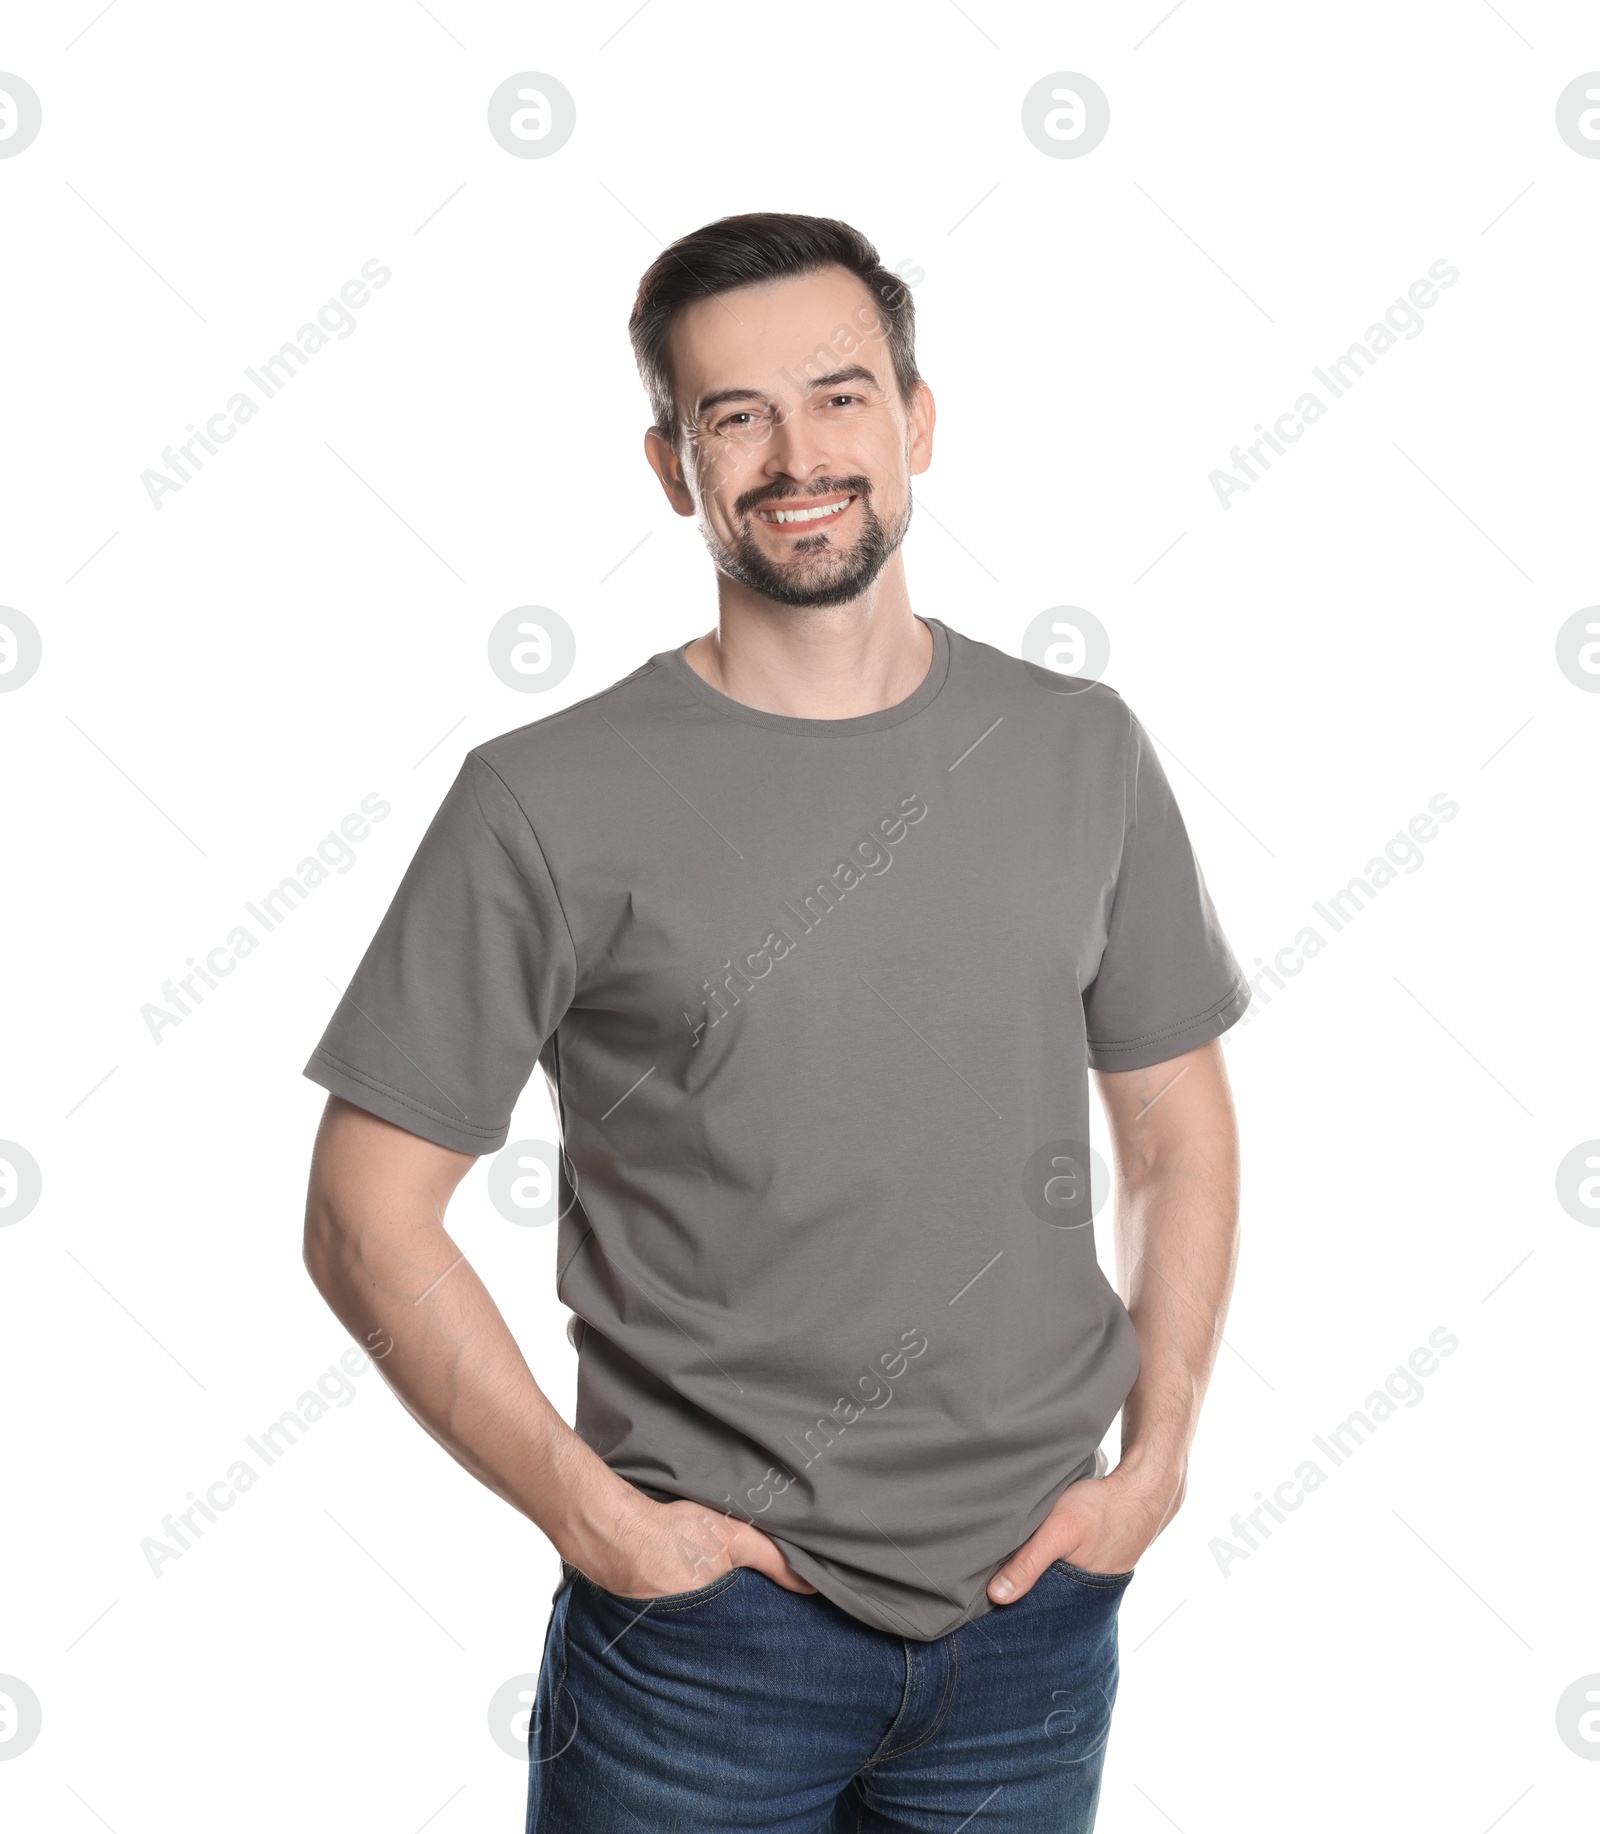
[986,1461,1183,1604]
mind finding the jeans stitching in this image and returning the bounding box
[533,1587,572,1834]
[871,1632,960,1764]
[578,1566,746,1614]
[860,1640,918,1771]
[1049,1557,1135,1588]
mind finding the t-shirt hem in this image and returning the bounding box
[1086,976,1252,1073]
[302,1048,507,1157]
[764,1444,1103,1642]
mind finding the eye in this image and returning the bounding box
[825,394,861,408]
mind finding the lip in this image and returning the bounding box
[752,492,856,532]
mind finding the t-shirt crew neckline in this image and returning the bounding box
[653,616,951,737]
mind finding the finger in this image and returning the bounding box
[987,1540,1050,1605]
[745,1541,819,1593]
[730,1524,819,1593]
[760,1561,819,1595]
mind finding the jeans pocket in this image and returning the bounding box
[1048,1557,1136,1589]
[579,1566,747,1612]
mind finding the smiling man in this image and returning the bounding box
[301,213,1249,1832]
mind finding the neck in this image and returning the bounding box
[683,557,931,719]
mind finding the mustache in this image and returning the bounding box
[735,476,873,517]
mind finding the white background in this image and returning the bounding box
[2,2,1597,1828]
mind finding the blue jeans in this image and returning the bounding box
[525,1558,1132,1832]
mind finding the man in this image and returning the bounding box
[302,212,1248,1832]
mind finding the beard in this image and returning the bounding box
[701,475,912,609]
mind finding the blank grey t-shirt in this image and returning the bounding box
[303,618,1249,1639]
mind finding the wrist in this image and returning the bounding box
[1110,1442,1187,1504]
[546,1458,649,1570]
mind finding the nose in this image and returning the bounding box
[763,403,832,486]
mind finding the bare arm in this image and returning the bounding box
[987,1036,1241,1602]
[302,1095,814,1597]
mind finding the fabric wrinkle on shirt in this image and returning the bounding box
[303,617,1250,1639]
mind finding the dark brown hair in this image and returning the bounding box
[628,212,920,442]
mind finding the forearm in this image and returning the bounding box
[1114,1147,1240,1504]
[303,1197,632,1563]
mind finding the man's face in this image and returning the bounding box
[647,266,934,609]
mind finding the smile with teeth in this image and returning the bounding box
[756,495,854,526]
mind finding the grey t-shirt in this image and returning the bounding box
[303,618,1249,1639]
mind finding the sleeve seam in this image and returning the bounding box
[467,749,582,985]
[308,1048,505,1139]
[1087,977,1249,1055]
[1120,701,1138,843]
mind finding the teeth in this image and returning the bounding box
[762,498,851,524]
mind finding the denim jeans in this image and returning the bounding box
[525,1556,1132,1832]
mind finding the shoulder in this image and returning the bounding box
[469,654,668,782]
[941,619,1135,749]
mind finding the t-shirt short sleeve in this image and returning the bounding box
[1082,708,1250,1073]
[302,751,579,1155]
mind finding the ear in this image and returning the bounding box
[644,426,697,517]
[906,381,936,478]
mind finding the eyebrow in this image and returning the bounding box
[692,365,883,420]
[808,366,881,392]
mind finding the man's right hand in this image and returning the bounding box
[303,1101,820,1608]
[572,1490,819,1601]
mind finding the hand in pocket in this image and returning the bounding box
[578,1493,818,1601]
